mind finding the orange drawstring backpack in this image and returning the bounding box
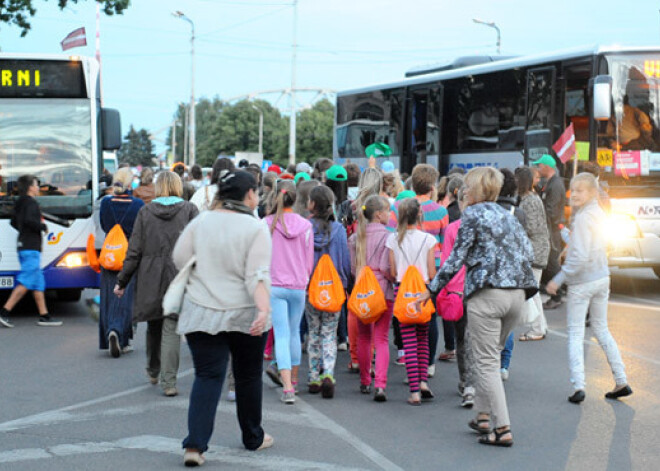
[98,203,130,271]
[308,254,346,312]
[349,266,387,324]
[394,265,434,324]
[86,233,100,273]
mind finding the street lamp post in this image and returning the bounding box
[173,10,196,166]
[251,104,264,156]
[473,18,501,55]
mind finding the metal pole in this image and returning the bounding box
[288,0,298,166]
[493,24,501,55]
[96,4,104,105]
[171,120,177,166]
[252,104,264,156]
[183,106,189,164]
[190,20,196,166]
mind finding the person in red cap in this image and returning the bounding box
[268,164,282,175]
[279,173,295,181]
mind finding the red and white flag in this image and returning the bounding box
[552,123,576,164]
[61,27,87,51]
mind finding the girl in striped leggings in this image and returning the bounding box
[386,198,437,405]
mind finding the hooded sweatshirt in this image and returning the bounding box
[312,219,352,289]
[11,195,47,252]
[266,212,314,290]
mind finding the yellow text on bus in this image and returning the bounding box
[0,69,41,87]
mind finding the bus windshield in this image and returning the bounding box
[0,99,93,219]
[598,53,660,198]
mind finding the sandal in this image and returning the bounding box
[519,333,545,341]
[420,388,435,400]
[407,392,421,406]
[468,417,492,434]
[479,427,513,447]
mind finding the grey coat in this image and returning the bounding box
[117,200,199,322]
[519,193,551,269]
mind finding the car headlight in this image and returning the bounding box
[602,214,641,242]
[56,252,89,268]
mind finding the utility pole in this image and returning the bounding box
[172,11,196,166]
[288,0,298,166]
[183,106,189,164]
[171,120,177,166]
[252,104,264,156]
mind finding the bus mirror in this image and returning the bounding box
[101,108,122,150]
[593,75,612,121]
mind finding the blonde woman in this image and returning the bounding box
[98,167,144,358]
[420,167,537,447]
[114,171,198,396]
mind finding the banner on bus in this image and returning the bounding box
[614,151,651,177]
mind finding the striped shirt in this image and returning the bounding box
[388,195,449,265]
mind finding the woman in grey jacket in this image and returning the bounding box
[516,167,550,341]
[547,173,632,404]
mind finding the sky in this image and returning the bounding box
[2,0,660,153]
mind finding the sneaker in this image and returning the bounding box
[374,387,387,402]
[458,382,465,396]
[281,389,295,405]
[427,364,436,378]
[347,362,360,373]
[337,342,348,351]
[108,331,121,358]
[438,350,456,361]
[265,364,283,387]
[360,384,371,394]
[605,384,633,400]
[461,387,475,408]
[36,315,62,327]
[543,298,563,310]
[308,381,321,394]
[164,387,178,397]
[395,356,406,366]
[0,314,13,328]
[183,449,205,467]
[146,371,158,385]
[321,376,335,399]
[226,388,236,402]
[500,368,509,382]
[122,345,134,354]
[568,389,586,404]
[257,433,274,450]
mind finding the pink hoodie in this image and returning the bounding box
[440,220,466,294]
[266,212,314,290]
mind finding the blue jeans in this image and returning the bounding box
[183,331,266,452]
[270,287,306,371]
[500,332,515,370]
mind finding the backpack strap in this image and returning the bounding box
[366,233,389,267]
[401,236,427,268]
[108,197,132,232]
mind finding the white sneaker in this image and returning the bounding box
[337,342,348,351]
[183,450,204,467]
[427,364,435,378]
[461,386,475,408]
[500,368,509,382]
[226,389,236,402]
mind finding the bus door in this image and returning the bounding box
[524,67,557,163]
[402,86,442,175]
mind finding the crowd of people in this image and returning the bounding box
[0,153,634,463]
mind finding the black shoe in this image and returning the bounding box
[360,384,371,394]
[36,315,62,327]
[0,314,13,328]
[108,331,121,358]
[543,298,563,310]
[568,390,585,403]
[605,385,633,400]
[374,388,387,402]
[321,377,335,399]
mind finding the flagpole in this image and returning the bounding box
[96,4,103,106]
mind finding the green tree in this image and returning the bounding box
[295,98,335,164]
[0,0,129,37]
[118,125,155,167]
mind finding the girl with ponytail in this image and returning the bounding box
[348,195,393,401]
[264,179,314,404]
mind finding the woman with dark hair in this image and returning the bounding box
[0,175,61,328]
[258,171,277,218]
[98,167,145,357]
[190,157,235,211]
[515,166,550,342]
[173,170,273,466]
[190,164,204,190]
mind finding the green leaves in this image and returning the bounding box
[117,124,155,167]
[0,0,129,37]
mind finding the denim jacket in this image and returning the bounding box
[429,202,538,300]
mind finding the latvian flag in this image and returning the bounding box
[552,123,576,164]
[61,27,87,51]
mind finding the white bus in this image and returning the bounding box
[334,46,660,278]
[0,54,122,300]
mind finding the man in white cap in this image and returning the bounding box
[296,162,312,175]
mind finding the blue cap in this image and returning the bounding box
[381,161,395,173]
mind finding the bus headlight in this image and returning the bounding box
[56,252,89,268]
[602,214,641,242]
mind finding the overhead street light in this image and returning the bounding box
[172,10,196,166]
[473,18,501,55]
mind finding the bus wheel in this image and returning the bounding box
[57,289,82,302]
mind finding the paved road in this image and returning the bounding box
[0,268,658,470]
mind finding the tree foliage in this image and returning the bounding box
[118,125,155,167]
[0,0,129,37]
[167,98,335,167]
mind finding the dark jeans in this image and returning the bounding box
[428,313,439,366]
[441,317,456,351]
[392,317,403,350]
[183,331,266,452]
[542,230,563,302]
[337,304,348,344]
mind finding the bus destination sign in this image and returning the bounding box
[0,59,86,98]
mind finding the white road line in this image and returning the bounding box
[547,328,660,367]
[295,395,405,471]
[0,435,370,470]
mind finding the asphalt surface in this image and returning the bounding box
[0,267,658,470]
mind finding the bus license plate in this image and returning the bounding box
[0,276,15,289]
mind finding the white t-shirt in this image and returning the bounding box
[386,229,436,283]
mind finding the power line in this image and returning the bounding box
[197,5,291,38]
